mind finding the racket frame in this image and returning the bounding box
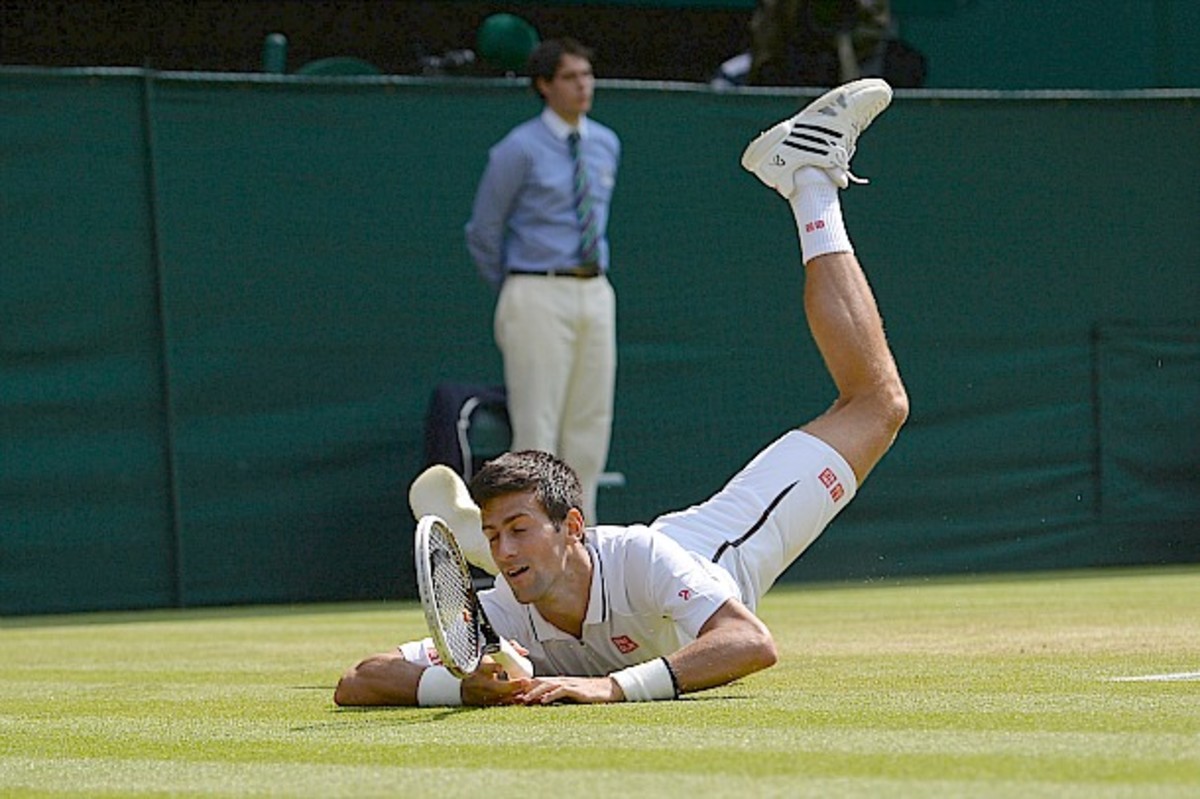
[415,515,482,678]
[414,514,533,680]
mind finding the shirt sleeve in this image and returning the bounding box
[623,527,739,640]
[464,135,529,289]
[397,637,442,667]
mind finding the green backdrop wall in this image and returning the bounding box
[2,68,1197,615]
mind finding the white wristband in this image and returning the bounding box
[610,658,679,702]
[416,666,463,707]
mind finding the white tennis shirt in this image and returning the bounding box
[399,431,858,677]
[401,523,741,677]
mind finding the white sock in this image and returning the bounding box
[789,167,853,264]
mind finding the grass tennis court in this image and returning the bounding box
[2,566,1198,797]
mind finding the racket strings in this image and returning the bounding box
[429,530,481,669]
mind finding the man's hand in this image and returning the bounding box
[519,676,624,705]
[460,660,533,706]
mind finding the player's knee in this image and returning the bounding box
[881,379,909,436]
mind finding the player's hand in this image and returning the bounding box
[461,660,532,706]
[520,676,623,705]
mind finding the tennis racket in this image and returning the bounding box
[414,514,534,680]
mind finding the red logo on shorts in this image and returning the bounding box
[678,588,692,601]
[612,635,640,654]
[819,467,845,502]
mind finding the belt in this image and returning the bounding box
[508,265,602,279]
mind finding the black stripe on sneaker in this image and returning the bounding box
[782,140,827,155]
[793,123,843,139]
[789,131,830,147]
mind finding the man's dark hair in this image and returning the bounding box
[468,450,584,525]
[526,37,594,98]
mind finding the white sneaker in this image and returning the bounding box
[741,78,893,195]
[409,464,497,575]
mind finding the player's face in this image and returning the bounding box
[481,490,579,606]
[537,53,594,124]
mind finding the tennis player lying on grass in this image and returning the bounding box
[335,78,908,707]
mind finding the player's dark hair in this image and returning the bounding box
[526,37,593,99]
[468,450,584,524]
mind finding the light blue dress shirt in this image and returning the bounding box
[466,108,621,289]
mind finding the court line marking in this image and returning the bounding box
[1105,671,1200,682]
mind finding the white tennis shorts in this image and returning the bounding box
[649,430,857,611]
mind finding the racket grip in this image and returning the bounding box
[492,637,534,679]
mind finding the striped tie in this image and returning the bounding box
[568,131,601,266]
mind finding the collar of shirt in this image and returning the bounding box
[540,107,590,142]
[525,539,607,642]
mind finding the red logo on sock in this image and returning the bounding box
[804,220,826,233]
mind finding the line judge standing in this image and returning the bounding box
[465,37,621,524]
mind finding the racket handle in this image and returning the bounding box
[491,637,534,679]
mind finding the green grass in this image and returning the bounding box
[2,567,1198,797]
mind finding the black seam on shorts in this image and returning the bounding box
[711,480,800,564]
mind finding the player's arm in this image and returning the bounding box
[658,596,777,694]
[333,647,531,707]
[520,599,776,705]
[333,650,423,706]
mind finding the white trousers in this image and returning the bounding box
[650,430,858,611]
[494,274,617,523]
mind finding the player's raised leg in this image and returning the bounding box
[742,79,908,485]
